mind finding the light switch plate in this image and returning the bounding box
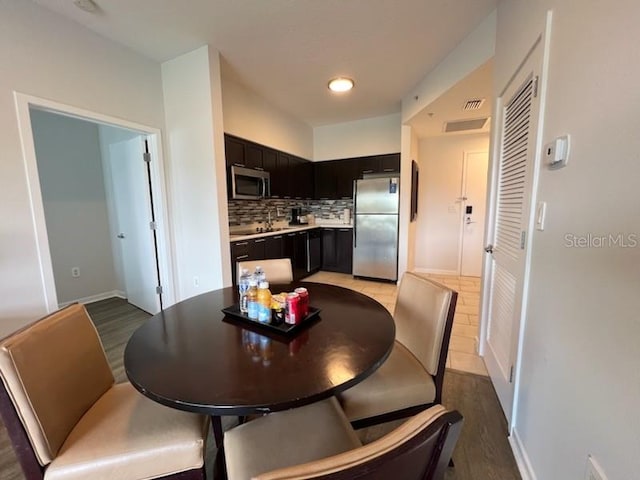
[535,201,547,231]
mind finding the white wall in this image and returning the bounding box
[222,75,313,159]
[402,11,496,124]
[30,109,118,304]
[414,134,489,274]
[0,0,165,335]
[313,113,401,161]
[494,2,640,479]
[162,46,231,298]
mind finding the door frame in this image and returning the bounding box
[478,13,552,431]
[14,92,176,312]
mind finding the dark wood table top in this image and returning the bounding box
[124,282,395,416]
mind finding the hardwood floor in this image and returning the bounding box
[0,297,520,480]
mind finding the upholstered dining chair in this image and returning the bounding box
[223,398,462,480]
[0,303,209,480]
[338,272,458,429]
[238,258,294,284]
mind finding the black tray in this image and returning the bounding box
[221,304,321,336]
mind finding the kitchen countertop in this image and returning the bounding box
[229,223,352,242]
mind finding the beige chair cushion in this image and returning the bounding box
[394,273,453,376]
[337,341,436,422]
[255,404,447,480]
[0,304,114,465]
[45,382,208,480]
[224,397,361,480]
[238,258,293,284]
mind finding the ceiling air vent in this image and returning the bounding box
[443,118,488,133]
[462,98,485,111]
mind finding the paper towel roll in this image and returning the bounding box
[343,208,351,224]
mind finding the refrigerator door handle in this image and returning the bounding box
[353,181,357,248]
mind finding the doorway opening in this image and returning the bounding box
[16,93,174,315]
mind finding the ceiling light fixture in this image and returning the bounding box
[328,77,354,93]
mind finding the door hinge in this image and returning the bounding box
[156,285,163,295]
[520,230,526,249]
[509,365,514,383]
[143,152,151,163]
[533,75,539,98]
[149,221,157,230]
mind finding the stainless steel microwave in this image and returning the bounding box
[230,165,270,200]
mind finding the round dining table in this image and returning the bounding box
[124,281,395,446]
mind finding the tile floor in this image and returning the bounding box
[304,271,488,376]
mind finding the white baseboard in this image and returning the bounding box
[59,290,126,308]
[509,428,537,480]
[413,267,459,276]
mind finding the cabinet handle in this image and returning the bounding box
[254,239,266,243]
[273,235,283,239]
[236,254,249,260]
[255,167,264,171]
[362,169,374,174]
[233,163,246,167]
[287,233,296,237]
[339,229,350,232]
[234,242,248,246]
[383,168,395,172]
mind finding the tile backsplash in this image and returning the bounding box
[228,199,354,226]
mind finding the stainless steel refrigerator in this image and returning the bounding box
[353,177,400,281]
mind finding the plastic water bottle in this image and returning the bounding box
[246,278,259,320]
[238,268,251,313]
[254,266,266,284]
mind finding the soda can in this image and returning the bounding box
[294,287,309,318]
[285,292,300,324]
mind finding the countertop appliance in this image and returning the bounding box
[230,165,270,200]
[353,177,399,281]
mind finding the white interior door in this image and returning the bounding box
[460,151,488,277]
[483,45,543,427]
[107,137,160,314]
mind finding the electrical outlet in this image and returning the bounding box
[585,455,607,480]
[193,276,199,287]
[71,267,80,278]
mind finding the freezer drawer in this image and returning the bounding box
[352,214,398,281]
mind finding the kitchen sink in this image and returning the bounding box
[229,226,297,237]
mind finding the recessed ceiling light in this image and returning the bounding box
[328,77,354,93]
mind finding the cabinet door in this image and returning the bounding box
[245,143,263,170]
[293,232,308,280]
[271,152,289,198]
[335,158,358,199]
[356,156,381,177]
[380,153,400,173]
[300,160,314,199]
[265,235,284,259]
[314,161,337,199]
[230,240,250,284]
[225,135,245,167]
[283,232,296,262]
[288,157,303,198]
[336,229,353,274]
[321,229,337,269]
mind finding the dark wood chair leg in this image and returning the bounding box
[449,458,455,467]
[211,415,224,448]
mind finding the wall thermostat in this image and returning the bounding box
[545,134,570,169]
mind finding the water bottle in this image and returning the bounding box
[238,268,251,313]
[246,278,259,320]
[254,266,266,284]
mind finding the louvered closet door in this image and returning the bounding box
[484,45,542,427]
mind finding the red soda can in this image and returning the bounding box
[285,292,301,324]
[294,287,309,318]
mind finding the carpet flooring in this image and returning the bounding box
[0,297,520,479]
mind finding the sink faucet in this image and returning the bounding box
[266,210,273,230]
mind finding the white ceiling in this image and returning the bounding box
[32,0,497,127]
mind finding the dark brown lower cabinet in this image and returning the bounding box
[321,228,353,274]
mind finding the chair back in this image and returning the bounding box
[254,405,463,480]
[393,273,457,378]
[0,304,114,465]
[238,258,293,285]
